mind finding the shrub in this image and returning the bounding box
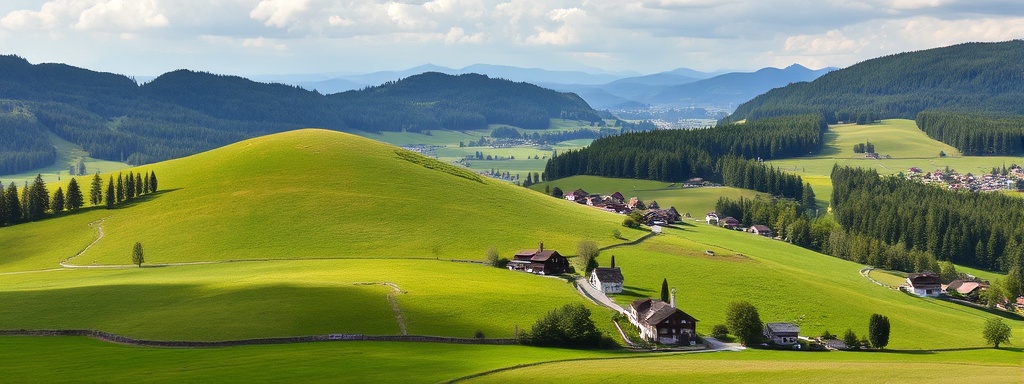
[725,301,763,346]
[711,324,729,339]
[519,303,603,348]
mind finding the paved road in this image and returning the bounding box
[574,277,625,313]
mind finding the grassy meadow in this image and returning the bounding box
[600,224,1022,350]
[769,119,1024,201]
[0,129,647,269]
[2,124,1023,383]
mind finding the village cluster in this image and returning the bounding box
[906,165,1024,192]
[563,189,682,225]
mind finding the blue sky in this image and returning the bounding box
[1,0,1022,76]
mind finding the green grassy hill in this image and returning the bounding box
[4,129,642,268]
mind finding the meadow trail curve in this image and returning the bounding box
[60,218,108,267]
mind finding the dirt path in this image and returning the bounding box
[60,218,107,267]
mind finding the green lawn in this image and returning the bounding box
[0,259,617,341]
[466,348,1023,384]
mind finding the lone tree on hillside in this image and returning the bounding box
[551,186,563,199]
[485,246,500,267]
[132,242,145,267]
[660,278,670,302]
[983,318,1012,348]
[575,240,599,273]
[726,301,763,346]
[868,314,891,349]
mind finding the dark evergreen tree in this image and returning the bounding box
[132,242,145,267]
[89,172,103,206]
[4,182,21,224]
[105,177,115,209]
[26,174,49,221]
[142,171,151,194]
[660,278,670,303]
[125,171,135,200]
[868,314,891,349]
[65,178,84,210]
[149,171,158,192]
[134,172,143,196]
[551,186,563,198]
[51,187,65,214]
[116,173,124,203]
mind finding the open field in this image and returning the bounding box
[532,175,767,217]
[769,119,1024,202]
[467,348,1023,384]
[0,259,617,340]
[601,224,1022,350]
[1,336,1019,383]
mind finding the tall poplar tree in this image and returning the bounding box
[660,278,670,303]
[142,171,151,194]
[135,173,143,196]
[149,171,158,193]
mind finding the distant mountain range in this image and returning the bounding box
[0,55,599,174]
[274,63,834,112]
[725,40,1024,123]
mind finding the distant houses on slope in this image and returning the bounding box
[705,211,773,237]
[564,189,681,225]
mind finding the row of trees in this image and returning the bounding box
[916,110,1024,155]
[544,114,827,183]
[0,170,157,227]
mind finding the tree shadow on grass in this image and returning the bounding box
[870,346,1023,355]
[617,286,653,299]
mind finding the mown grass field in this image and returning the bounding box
[533,175,766,217]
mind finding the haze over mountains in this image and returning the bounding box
[255,63,835,112]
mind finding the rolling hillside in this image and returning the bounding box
[0,55,600,174]
[726,40,1024,123]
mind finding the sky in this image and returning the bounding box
[0,0,1022,77]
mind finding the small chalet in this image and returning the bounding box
[508,243,569,275]
[648,200,661,210]
[628,290,699,345]
[907,272,942,297]
[609,192,625,204]
[721,217,740,229]
[763,322,800,346]
[627,197,641,209]
[705,212,720,225]
[589,267,624,294]
[565,189,588,203]
[749,225,774,237]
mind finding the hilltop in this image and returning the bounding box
[0,55,600,174]
[726,40,1024,122]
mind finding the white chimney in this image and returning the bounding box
[539,242,544,252]
[670,288,676,308]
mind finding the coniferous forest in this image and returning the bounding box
[544,114,825,199]
[916,110,1024,155]
[0,170,157,227]
[724,41,1024,124]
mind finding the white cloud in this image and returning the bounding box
[250,0,310,28]
[75,0,169,31]
[242,36,288,50]
[445,27,485,44]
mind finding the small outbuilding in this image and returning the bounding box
[764,322,800,346]
[705,212,720,225]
